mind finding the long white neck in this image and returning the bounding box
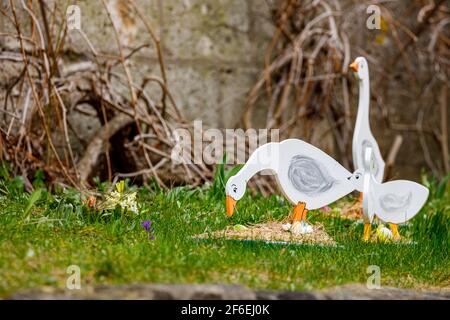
[235,142,277,182]
[355,73,370,130]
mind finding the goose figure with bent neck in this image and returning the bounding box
[225,139,365,235]
[350,57,400,240]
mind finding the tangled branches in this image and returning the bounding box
[0,0,448,193]
[244,0,354,168]
[244,0,449,178]
[0,0,211,191]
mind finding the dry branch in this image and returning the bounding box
[76,113,134,182]
[244,0,449,182]
[0,0,210,189]
[384,134,403,181]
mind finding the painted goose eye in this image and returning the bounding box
[231,184,237,193]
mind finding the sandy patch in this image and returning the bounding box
[338,201,363,220]
[194,221,336,246]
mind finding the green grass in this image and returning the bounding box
[0,169,448,296]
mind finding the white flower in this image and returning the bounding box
[26,248,35,258]
[103,184,139,215]
[122,192,138,214]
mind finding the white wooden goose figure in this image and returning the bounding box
[350,56,385,183]
[225,139,365,235]
[360,147,429,240]
[350,56,395,239]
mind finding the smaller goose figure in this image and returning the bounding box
[350,56,405,239]
[360,147,429,240]
[225,139,364,235]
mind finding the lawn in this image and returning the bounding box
[0,169,448,297]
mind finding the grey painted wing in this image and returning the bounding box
[372,179,429,224]
[288,155,338,197]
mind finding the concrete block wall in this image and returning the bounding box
[69,0,274,128]
[2,0,446,180]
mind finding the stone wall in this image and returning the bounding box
[9,283,450,300]
[73,0,445,180]
[72,0,274,128]
[1,0,448,181]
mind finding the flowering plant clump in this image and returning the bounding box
[102,180,139,215]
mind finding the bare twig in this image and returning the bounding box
[384,135,403,181]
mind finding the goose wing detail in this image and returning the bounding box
[372,179,429,224]
[277,139,354,209]
[288,155,338,197]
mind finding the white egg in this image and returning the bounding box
[290,221,313,235]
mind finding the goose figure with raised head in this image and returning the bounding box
[350,57,401,240]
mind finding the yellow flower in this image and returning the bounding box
[375,17,389,45]
[116,180,125,194]
[233,224,248,231]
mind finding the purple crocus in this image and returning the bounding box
[141,220,155,240]
[141,220,151,231]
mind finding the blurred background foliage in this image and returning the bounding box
[0,0,448,193]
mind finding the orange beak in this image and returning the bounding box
[349,60,358,72]
[226,195,236,217]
